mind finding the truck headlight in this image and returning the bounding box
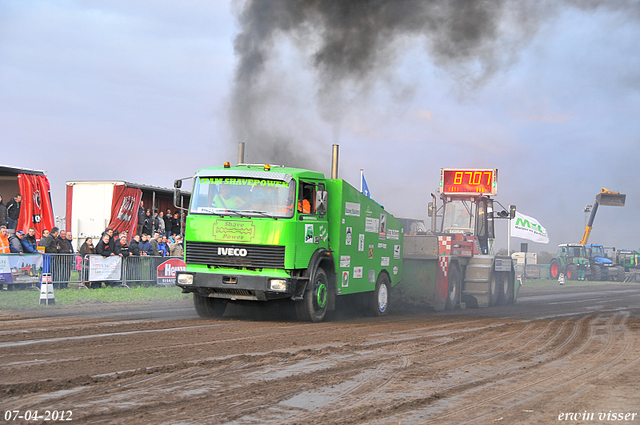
[177,273,194,285]
[269,279,287,291]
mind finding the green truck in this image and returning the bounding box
[174,162,403,322]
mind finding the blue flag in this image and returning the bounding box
[361,173,371,198]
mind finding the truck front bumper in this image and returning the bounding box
[176,271,308,301]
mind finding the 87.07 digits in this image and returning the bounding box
[4,410,73,421]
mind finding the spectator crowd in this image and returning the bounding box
[1,195,186,289]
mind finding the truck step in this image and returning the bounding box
[464,281,489,293]
[462,290,489,296]
[464,278,492,283]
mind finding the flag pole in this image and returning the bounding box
[507,215,511,255]
[360,169,363,192]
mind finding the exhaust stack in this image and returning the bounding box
[331,144,339,179]
[238,142,245,165]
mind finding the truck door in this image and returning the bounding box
[476,198,494,254]
[295,181,329,268]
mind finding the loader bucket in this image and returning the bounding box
[596,192,626,207]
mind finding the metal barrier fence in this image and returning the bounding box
[47,254,82,287]
[0,253,183,290]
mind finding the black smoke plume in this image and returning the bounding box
[229,0,631,169]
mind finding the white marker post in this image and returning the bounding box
[39,273,55,305]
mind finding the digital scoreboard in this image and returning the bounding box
[440,168,497,196]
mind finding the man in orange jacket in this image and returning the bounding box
[298,198,311,214]
[0,225,10,253]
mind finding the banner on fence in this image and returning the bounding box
[0,254,43,284]
[88,255,122,281]
[157,258,186,285]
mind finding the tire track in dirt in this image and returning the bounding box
[219,320,571,424]
[414,311,636,424]
[270,317,588,424]
[516,311,639,424]
[2,319,518,423]
[0,317,506,393]
[3,286,639,425]
[261,316,586,424]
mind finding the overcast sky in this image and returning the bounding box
[1,1,639,253]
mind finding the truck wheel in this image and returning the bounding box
[500,272,514,304]
[591,265,602,281]
[550,260,560,279]
[296,267,328,323]
[445,264,460,310]
[193,293,226,318]
[616,266,626,282]
[567,265,578,281]
[489,273,499,306]
[370,273,390,316]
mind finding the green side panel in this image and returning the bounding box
[325,179,403,295]
[396,258,442,310]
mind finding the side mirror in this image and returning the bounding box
[316,190,328,215]
[173,188,181,209]
[427,202,434,217]
[174,180,182,189]
[510,204,516,219]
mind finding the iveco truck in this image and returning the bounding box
[175,149,403,322]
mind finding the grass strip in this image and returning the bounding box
[0,285,187,310]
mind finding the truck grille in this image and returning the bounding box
[185,241,285,269]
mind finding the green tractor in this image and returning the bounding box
[616,249,640,272]
[549,244,589,281]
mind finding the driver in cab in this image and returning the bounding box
[213,185,246,210]
[277,196,310,214]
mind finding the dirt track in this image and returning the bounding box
[1,283,639,424]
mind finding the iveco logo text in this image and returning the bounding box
[218,247,248,257]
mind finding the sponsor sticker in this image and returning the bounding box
[353,267,363,279]
[378,243,387,249]
[379,213,387,240]
[368,245,374,259]
[387,229,399,240]
[319,225,328,242]
[358,234,365,251]
[305,224,314,243]
[393,266,398,275]
[365,218,379,233]
[495,258,512,272]
[342,271,349,287]
[368,269,376,283]
[345,202,361,217]
[394,245,401,259]
[340,255,351,268]
[381,257,390,267]
[345,227,352,246]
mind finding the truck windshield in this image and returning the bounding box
[190,177,296,218]
[591,246,605,257]
[442,200,475,234]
